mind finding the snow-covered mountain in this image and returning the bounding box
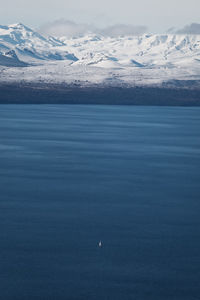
[60,33,200,69]
[0,23,200,87]
[0,23,78,64]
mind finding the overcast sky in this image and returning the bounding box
[0,0,200,32]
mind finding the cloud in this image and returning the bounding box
[175,23,200,34]
[38,19,94,37]
[38,19,148,38]
[100,24,147,37]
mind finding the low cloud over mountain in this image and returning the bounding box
[39,19,94,37]
[39,19,147,37]
[100,24,147,37]
[174,23,200,34]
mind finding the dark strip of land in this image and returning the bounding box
[0,83,200,106]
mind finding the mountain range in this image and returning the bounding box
[0,23,200,88]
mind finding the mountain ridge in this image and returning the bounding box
[0,23,199,88]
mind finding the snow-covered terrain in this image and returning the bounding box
[0,23,200,87]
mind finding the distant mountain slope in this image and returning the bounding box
[0,23,77,64]
[62,33,200,68]
[0,49,27,67]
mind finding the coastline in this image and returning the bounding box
[0,82,200,106]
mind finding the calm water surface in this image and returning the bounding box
[0,105,200,300]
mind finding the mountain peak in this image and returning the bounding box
[8,23,33,32]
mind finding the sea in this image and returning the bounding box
[0,105,200,300]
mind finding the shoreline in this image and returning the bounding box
[0,83,200,106]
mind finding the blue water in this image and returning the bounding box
[0,105,200,300]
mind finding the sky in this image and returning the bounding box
[0,0,200,33]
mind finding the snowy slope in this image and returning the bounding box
[0,23,77,64]
[0,23,199,86]
[60,34,200,69]
[0,50,27,67]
